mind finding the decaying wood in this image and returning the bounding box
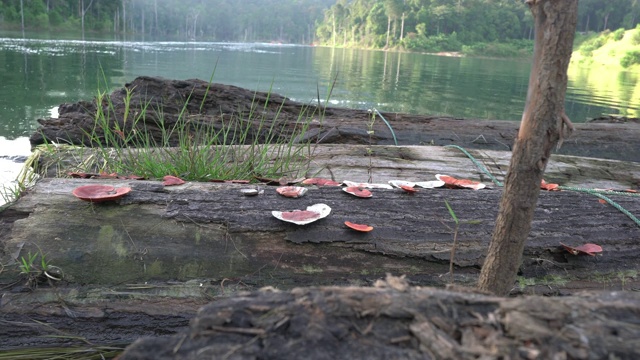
[118,278,640,359]
[479,0,579,295]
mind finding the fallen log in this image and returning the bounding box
[29,76,640,163]
[118,278,640,360]
[2,146,639,289]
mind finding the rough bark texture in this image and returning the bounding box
[118,278,640,360]
[29,76,640,163]
[478,0,579,295]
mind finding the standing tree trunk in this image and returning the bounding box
[20,0,24,34]
[122,0,127,34]
[154,0,158,35]
[385,16,391,47]
[80,0,94,40]
[477,0,578,296]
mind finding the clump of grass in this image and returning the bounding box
[0,147,41,208]
[444,199,460,284]
[0,185,23,209]
[517,276,536,291]
[16,249,63,288]
[365,109,376,182]
[47,73,319,183]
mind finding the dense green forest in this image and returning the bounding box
[315,0,640,55]
[1,0,639,54]
[0,0,333,43]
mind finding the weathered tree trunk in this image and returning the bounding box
[80,0,94,40]
[478,0,578,295]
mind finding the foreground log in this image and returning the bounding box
[119,278,640,359]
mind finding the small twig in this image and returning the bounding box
[272,252,284,272]
[172,334,188,354]
[222,336,260,360]
[471,134,488,144]
[389,335,412,344]
[220,278,229,295]
[493,137,511,150]
[225,229,249,261]
[180,215,249,260]
[351,319,375,335]
[201,325,265,336]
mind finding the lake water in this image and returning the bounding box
[1,33,639,196]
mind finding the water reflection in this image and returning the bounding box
[1,35,638,144]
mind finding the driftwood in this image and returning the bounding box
[118,279,640,359]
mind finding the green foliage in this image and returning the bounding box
[3,0,639,55]
[402,33,462,53]
[620,50,640,67]
[444,200,458,225]
[613,28,626,41]
[314,0,640,53]
[0,0,334,43]
[16,249,62,287]
[462,40,533,58]
[19,251,41,275]
[632,25,640,45]
[579,33,609,56]
[48,8,64,27]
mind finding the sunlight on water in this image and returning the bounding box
[567,64,640,119]
[1,36,638,140]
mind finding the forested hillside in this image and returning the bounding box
[1,0,639,52]
[315,0,640,54]
[0,0,333,43]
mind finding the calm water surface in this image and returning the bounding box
[1,33,639,187]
